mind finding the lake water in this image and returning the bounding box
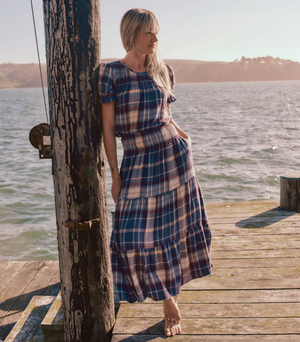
[0,81,299,260]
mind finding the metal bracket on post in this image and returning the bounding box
[65,218,100,231]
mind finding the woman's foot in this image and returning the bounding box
[162,297,181,323]
[164,319,181,337]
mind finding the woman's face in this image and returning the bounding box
[133,28,158,55]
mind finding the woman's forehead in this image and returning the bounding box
[141,17,160,32]
[141,25,159,34]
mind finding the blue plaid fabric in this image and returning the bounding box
[98,61,176,136]
[99,61,212,303]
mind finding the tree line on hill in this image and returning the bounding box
[1,56,300,89]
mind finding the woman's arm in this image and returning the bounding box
[170,118,189,139]
[101,101,122,203]
[167,102,188,139]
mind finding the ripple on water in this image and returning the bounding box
[1,83,300,260]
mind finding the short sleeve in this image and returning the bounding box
[98,63,117,103]
[166,64,176,104]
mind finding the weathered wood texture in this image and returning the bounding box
[280,173,300,213]
[112,200,300,341]
[4,296,55,342]
[112,336,300,342]
[43,0,114,341]
[0,261,60,340]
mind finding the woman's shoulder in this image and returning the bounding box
[100,60,124,73]
[99,60,131,84]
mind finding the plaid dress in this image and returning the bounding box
[99,61,212,303]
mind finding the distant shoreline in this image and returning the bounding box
[1,56,300,89]
[2,79,300,92]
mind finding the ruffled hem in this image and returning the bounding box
[111,223,212,303]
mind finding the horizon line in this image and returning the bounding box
[1,55,300,65]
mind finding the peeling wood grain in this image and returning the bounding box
[43,0,114,340]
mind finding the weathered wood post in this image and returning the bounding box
[280,173,300,213]
[43,1,115,341]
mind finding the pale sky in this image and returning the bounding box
[1,0,300,64]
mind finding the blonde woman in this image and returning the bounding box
[99,8,212,337]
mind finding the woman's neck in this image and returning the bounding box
[121,52,147,72]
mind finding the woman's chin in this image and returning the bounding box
[147,49,156,55]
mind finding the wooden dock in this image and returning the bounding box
[112,200,300,341]
[0,200,300,341]
[0,260,60,340]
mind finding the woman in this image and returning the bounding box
[99,8,212,337]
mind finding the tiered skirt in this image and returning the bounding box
[111,123,212,303]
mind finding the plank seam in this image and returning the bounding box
[0,261,26,297]
[0,261,45,326]
[45,267,60,289]
[0,261,10,273]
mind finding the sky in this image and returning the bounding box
[0,0,300,64]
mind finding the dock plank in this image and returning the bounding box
[179,266,300,289]
[4,296,55,342]
[113,317,300,335]
[212,237,300,250]
[213,225,300,236]
[182,278,300,290]
[117,302,300,318]
[209,215,300,225]
[214,257,300,268]
[112,336,300,342]
[212,248,300,259]
[0,261,60,337]
[206,200,280,212]
[140,289,300,304]
[202,266,300,279]
[0,261,26,294]
[0,261,9,272]
[0,261,44,340]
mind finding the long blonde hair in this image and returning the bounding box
[120,8,174,96]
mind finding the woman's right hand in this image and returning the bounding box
[111,173,122,203]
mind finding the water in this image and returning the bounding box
[0,81,299,260]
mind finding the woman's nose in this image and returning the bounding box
[151,33,158,42]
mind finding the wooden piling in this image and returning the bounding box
[43,1,115,341]
[280,173,300,213]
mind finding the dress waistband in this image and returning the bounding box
[121,124,180,153]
